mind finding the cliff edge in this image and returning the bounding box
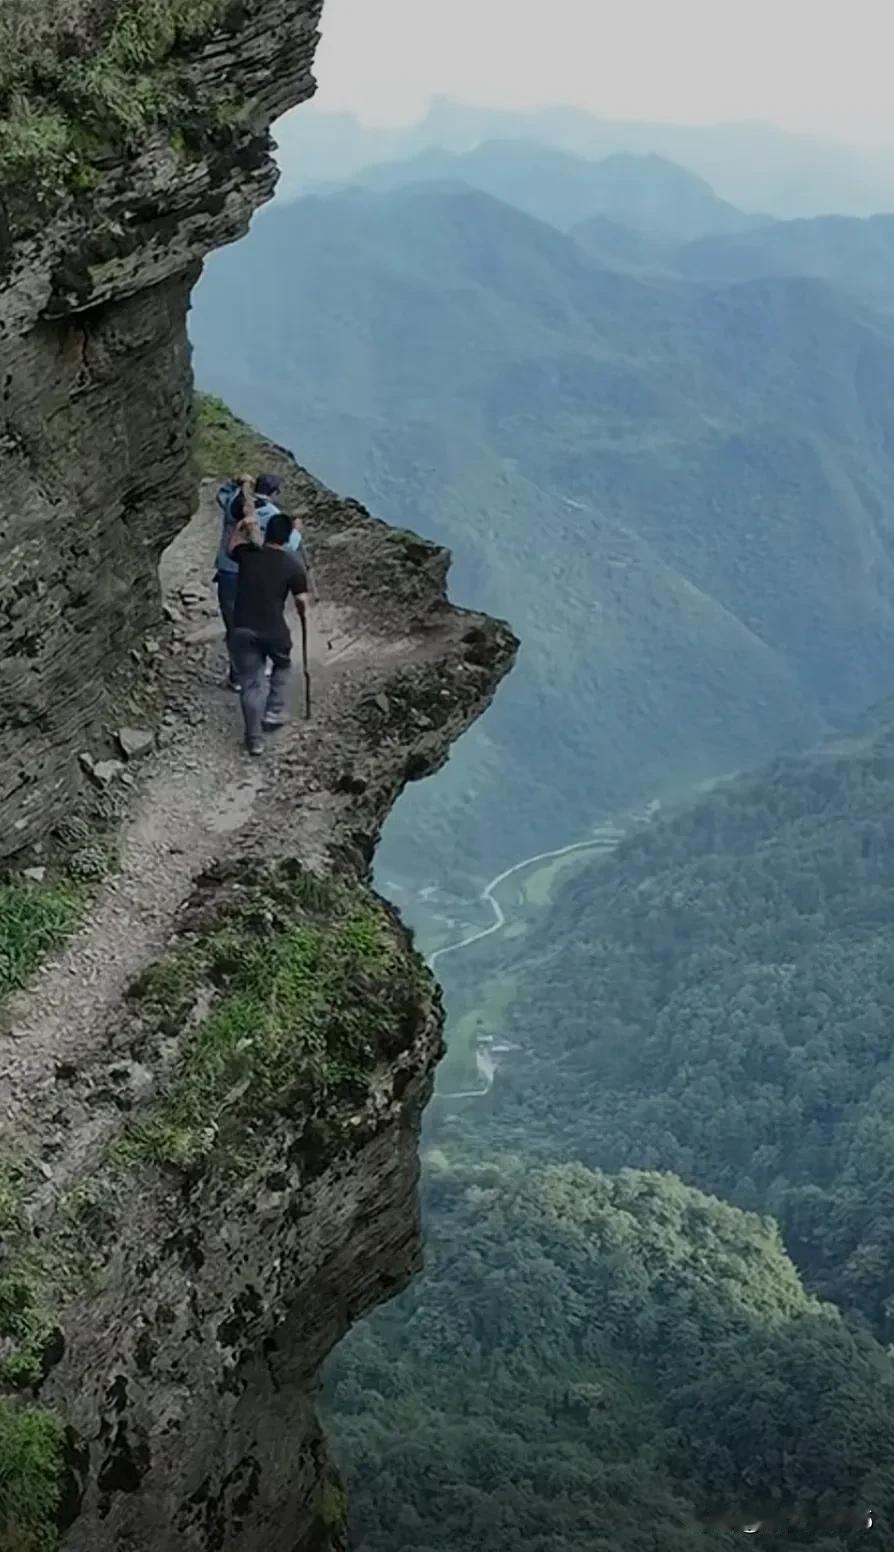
[0,6,517,1549]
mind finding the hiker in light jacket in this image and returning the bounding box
[214,473,304,689]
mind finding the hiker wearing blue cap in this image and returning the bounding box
[214,472,303,690]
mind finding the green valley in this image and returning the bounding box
[323,712,894,1552]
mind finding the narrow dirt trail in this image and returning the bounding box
[0,487,387,1142]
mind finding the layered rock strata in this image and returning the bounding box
[0,0,324,858]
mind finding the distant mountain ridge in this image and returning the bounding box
[318,139,763,243]
[673,212,894,313]
[272,98,894,217]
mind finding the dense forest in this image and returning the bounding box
[484,716,894,1330]
[324,716,894,1548]
[326,1158,890,1549]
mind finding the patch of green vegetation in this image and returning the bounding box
[0,1277,56,1391]
[194,393,291,483]
[0,0,239,198]
[65,838,115,886]
[520,848,600,908]
[318,1479,348,1531]
[0,1170,74,1393]
[0,828,117,1009]
[194,394,270,481]
[0,1399,66,1552]
[0,1177,16,1236]
[0,879,84,1005]
[437,969,519,1095]
[0,1158,122,1429]
[120,873,425,1169]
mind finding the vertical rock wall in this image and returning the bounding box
[0,0,324,855]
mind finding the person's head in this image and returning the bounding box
[255,473,281,499]
[264,512,293,548]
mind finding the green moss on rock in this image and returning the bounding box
[121,872,428,1169]
[0,1276,58,1390]
[0,1399,66,1552]
[0,878,84,1007]
[0,827,117,1011]
[194,394,283,482]
[0,0,239,197]
[318,1479,348,1530]
[0,1171,91,1396]
[0,1172,78,1545]
[0,870,430,1542]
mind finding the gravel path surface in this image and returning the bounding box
[0,486,395,1163]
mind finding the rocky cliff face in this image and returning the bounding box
[0,7,517,1550]
[0,0,323,858]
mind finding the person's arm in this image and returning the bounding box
[226,477,262,553]
[227,524,249,556]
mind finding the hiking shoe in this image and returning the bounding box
[228,679,242,694]
[246,738,264,757]
[262,715,287,731]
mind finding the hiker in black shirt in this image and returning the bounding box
[228,479,310,755]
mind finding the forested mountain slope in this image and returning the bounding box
[193,184,894,884]
[326,1158,894,1550]
[486,715,894,1330]
[568,210,668,273]
[674,212,894,314]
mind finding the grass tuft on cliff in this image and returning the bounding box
[121,871,428,1169]
[0,1400,66,1552]
[193,393,285,483]
[0,0,239,196]
[0,880,83,1006]
[0,823,116,1010]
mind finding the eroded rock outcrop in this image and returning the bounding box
[0,5,518,1549]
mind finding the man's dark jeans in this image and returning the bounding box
[231,628,291,746]
[216,572,240,685]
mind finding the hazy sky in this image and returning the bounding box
[311,0,894,143]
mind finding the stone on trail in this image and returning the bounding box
[23,866,46,883]
[90,759,125,787]
[117,727,156,760]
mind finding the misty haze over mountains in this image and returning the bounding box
[273,97,894,217]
